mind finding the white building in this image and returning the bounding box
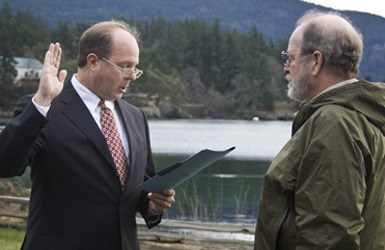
[13,57,43,84]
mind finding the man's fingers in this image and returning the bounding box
[58,70,68,83]
[43,44,54,66]
[53,43,62,67]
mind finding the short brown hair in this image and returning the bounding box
[77,20,140,68]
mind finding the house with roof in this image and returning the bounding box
[13,57,43,85]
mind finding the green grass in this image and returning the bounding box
[0,227,25,250]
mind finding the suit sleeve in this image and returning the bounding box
[0,94,47,177]
[137,109,162,228]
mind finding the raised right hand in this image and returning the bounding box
[33,43,68,106]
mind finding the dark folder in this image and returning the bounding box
[138,146,235,193]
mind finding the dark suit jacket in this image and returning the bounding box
[0,80,161,250]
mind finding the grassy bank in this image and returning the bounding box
[0,227,24,250]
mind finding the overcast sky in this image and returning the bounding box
[301,0,385,18]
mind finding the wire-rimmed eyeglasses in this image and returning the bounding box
[281,50,311,66]
[281,50,295,66]
[99,56,143,79]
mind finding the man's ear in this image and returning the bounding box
[87,53,99,71]
[310,51,324,76]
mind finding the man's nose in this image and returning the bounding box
[283,64,290,74]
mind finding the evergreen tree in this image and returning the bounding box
[218,29,242,93]
[14,9,49,58]
[0,0,17,111]
[201,18,223,87]
[51,21,77,59]
[183,19,205,72]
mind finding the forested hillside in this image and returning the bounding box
[0,1,289,119]
[2,0,385,119]
[7,0,385,82]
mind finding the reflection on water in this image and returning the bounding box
[154,154,270,224]
[7,119,292,224]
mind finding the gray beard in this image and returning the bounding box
[286,70,310,102]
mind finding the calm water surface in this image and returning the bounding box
[149,119,291,160]
[149,119,291,223]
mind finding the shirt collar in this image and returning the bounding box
[314,78,359,100]
[71,75,115,111]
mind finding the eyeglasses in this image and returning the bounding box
[100,56,143,79]
[281,51,297,66]
[281,50,311,66]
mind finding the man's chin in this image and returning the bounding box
[287,88,300,102]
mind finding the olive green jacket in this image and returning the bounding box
[254,80,385,250]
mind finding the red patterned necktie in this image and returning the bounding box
[99,100,128,187]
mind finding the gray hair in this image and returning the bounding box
[296,10,363,77]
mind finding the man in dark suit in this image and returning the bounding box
[0,20,175,250]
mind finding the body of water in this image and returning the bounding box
[6,119,292,224]
[149,119,291,160]
[149,119,291,223]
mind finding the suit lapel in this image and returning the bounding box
[58,81,118,173]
